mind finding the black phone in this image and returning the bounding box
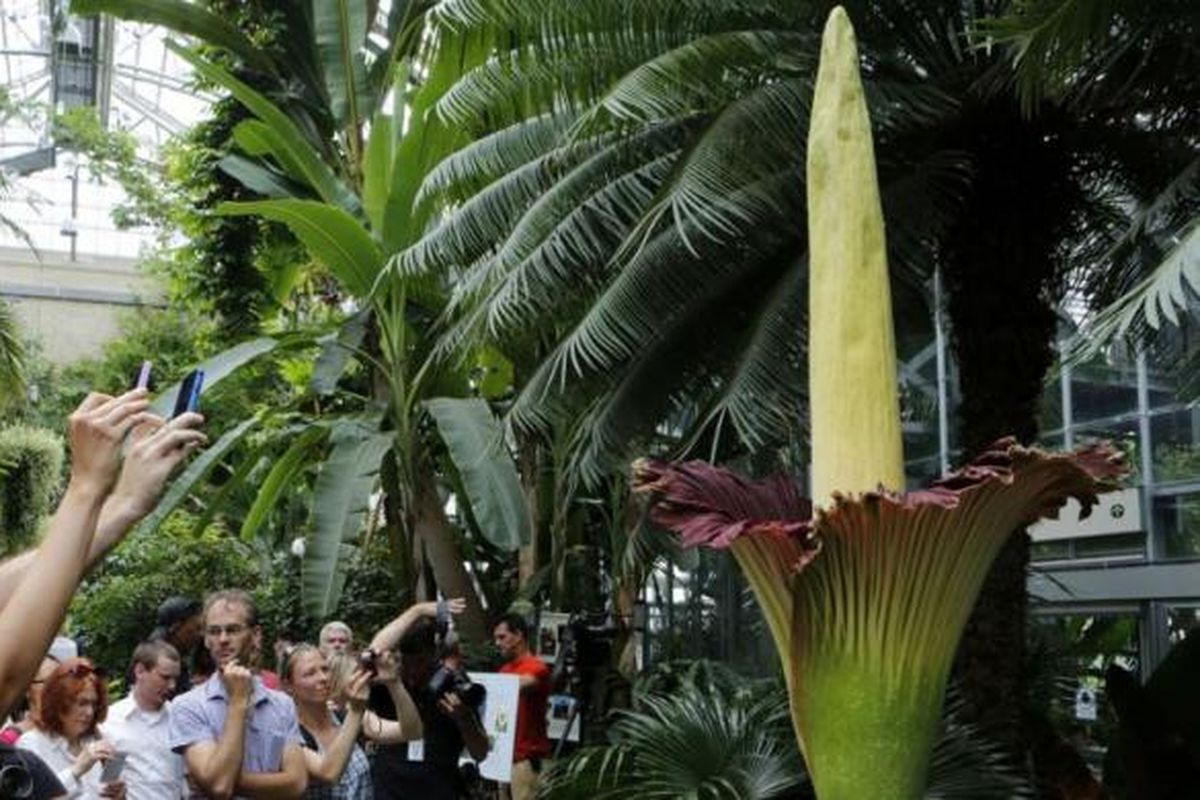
[172,369,205,418]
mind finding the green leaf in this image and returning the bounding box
[361,113,394,234]
[313,0,369,128]
[217,153,307,199]
[302,421,393,617]
[1071,217,1200,361]
[240,425,330,542]
[425,397,530,551]
[167,41,361,216]
[151,337,280,417]
[216,199,382,297]
[138,417,260,535]
[71,0,276,75]
[311,310,371,396]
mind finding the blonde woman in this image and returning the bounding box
[281,645,420,799]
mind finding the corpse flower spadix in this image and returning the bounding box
[632,7,1125,799]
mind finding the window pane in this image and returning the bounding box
[1071,361,1139,424]
[1150,408,1200,484]
[1153,492,1200,559]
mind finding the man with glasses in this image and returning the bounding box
[168,590,306,799]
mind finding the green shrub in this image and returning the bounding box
[0,426,64,555]
[69,512,267,677]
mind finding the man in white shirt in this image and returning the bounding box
[102,641,186,800]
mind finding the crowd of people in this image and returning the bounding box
[0,390,554,800]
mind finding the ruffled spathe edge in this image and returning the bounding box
[633,437,1126,560]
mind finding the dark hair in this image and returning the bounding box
[156,597,202,629]
[130,640,180,674]
[36,658,107,738]
[398,618,437,656]
[494,612,530,639]
[202,589,258,627]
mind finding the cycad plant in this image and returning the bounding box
[633,9,1124,797]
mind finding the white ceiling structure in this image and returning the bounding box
[1,0,211,258]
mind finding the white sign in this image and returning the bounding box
[1029,488,1142,542]
[1074,686,1098,721]
[546,694,581,742]
[536,612,571,665]
[460,672,519,783]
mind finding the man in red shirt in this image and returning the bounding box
[494,613,551,800]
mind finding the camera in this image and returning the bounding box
[427,664,485,708]
[0,747,33,800]
[358,648,377,675]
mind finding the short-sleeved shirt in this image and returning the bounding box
[100,696,187,800]
[0,742,67,799]
[168,673,302,776]
[498,655,551,761]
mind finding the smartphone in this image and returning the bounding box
[132,360,152,391]
[99,751,128,783]
[172,369,205,418]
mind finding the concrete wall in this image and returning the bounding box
[0,246,163,364]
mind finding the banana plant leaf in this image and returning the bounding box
[138,416,260,535]
[150,337,280,417]
[216,199,382,297]
[71,0,276,75]
[425,397,530,551]
[240,424,331,542]
[310,310,371,396]
[303,420,393,617]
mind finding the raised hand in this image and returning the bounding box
[108,411,207,521]
[67,390,154,494]
[342,670,371,712]
[76,739,115,773]
[372,650,398,683]
[221,661,253,707]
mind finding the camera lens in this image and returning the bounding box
[0,762,33,800]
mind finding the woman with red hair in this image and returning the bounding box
[18,658,125,799]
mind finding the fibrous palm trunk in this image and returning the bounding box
[942,101,1077,761]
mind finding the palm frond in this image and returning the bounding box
[1068,217,1200,362]
[541,683,805,800]
[571,29,815,134]
[686,260,806,454]
[416,110,576,208]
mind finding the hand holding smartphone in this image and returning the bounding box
[172,369,205,418]
[99,751,128,783]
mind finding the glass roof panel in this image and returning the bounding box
[1,0,213,258]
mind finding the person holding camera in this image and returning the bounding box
[17,658,123,800]
[492,615,550,800]
[366,600,487,800]
[280,645,420,800]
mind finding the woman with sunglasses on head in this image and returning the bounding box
[281,644,421,799]
[17,658,124,799]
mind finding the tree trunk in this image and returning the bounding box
[942,102,1077,758]
[517,435,543,586]
[412,473,489,642]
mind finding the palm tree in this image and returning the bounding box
[74,0,533,640]
[393,0,1186,756]
[983,0,1199,365]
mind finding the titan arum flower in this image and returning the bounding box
[633,7,1125,799]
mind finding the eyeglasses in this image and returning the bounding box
[205,624,249,637]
